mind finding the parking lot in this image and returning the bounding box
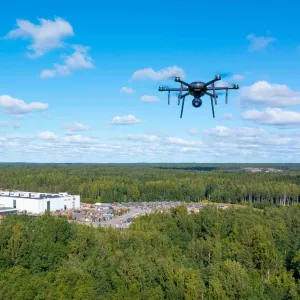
[72,206,149,229]
[66,201,225,230]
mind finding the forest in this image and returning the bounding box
[0,205,300,299]
[1,163,300,207]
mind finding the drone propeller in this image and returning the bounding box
[215,72,232,79]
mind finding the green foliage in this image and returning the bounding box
[1,163,300,205]
[0,205,299,299]
[208,260,257,299]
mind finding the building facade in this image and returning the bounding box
[0,191,80,214]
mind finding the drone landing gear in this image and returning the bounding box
[192,98,202,108]
[225,88,228,104]
[180,96,186,118]
[210,96,215,118]
[178,83,184,105]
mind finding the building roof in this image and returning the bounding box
[0,190,77,200]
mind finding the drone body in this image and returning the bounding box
[158,75,239,118]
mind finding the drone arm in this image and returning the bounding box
[207,85,238,90]
[159,87,188,92]
[175,77,192,88]
[203,76,221,88]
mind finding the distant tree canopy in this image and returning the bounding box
[0,163,300,207]
[0,206,300,299]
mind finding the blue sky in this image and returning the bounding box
[1,0,300,162]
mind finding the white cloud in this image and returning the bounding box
[57,45,94,73]
[0,121,9,127]
[205,126,264,137]
[246,34,276,52]
[215,80,229,88]
[6,131,59,140]
[41,45,94,78]
[232,74,245,81]
[179,147,200,153]
[140,95,160,102]
[65,122,90,134]
[189,128,200,136]
[234,127,264,137]
[111,114,143,125]
[39,131,59,140]
[6,133,34,140]
[131,66,185,81]
[0,95,48,117]
[240,81,300,107]
[167,137,199,146]
[120,87,135,94]
[200,124,300,162]
[205,126,230,137]
[41,112,51,118]
[40,69,56,79]
[242,108,300,126]
[64,134,95,143]
[5,17,74,58]
[125,134,159,142]
[2,126,300,163]
[13,122,21,129]
[223,114,233,120]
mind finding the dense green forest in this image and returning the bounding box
[0,205,300,299]
[1,163,300,206]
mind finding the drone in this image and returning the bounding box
[158,75,239,118]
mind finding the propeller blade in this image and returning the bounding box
[180,96,185,118]
[225,89,228,104]
[168,91,170,105]
[216,72,232,79]
[210,96,215,118]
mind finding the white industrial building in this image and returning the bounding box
[0,191,80,214]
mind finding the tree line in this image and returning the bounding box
[0,205,300,299]
[1,164,300,206]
